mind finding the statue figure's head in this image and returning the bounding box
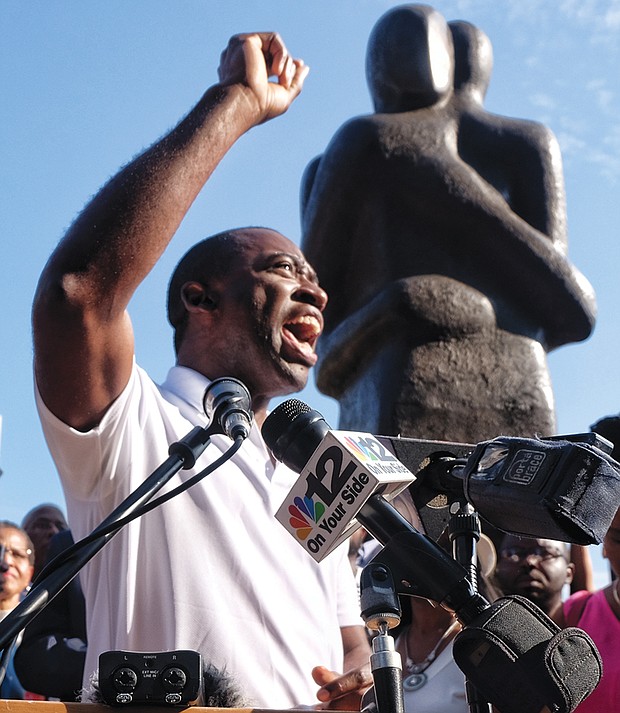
[366,4,454,112]
[449,20,493,105]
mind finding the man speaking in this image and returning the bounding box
[31,31,371,708]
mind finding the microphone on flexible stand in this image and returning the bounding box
[168,377,253,469]
[0,377,254,668]
[203,377,253,440]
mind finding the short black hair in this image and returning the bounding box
[590,414,620,460]
[166,230,247,354]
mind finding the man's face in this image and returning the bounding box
[209,229,327,399]
[0,527,34,608]
[495,536,573,606]
[23,506,67,562]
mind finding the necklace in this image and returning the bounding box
[402,619,460,692]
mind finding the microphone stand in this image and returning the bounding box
[0,425,217,652]
[356,494,489,623]
[360,563,405,713]
[448,502,493,713]
[358,495,492,712]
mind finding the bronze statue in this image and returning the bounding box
[301,4,595,442]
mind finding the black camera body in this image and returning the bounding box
[383,431,620,545]
[98,650,202,706]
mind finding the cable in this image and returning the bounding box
[31,436,243,586]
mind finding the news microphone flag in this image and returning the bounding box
[275,430,414,562]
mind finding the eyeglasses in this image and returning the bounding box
[500,546,567,564]
[0,544,33,563]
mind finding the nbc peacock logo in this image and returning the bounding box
[288,496,325,540]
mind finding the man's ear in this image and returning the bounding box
[565,562,575,586]
[180,281,218,312]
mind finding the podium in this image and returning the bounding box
[0,703,344,713]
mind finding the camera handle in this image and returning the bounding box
[448,502,493,713]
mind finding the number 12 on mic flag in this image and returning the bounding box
[275,431,414,562]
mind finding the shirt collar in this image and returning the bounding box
[160,365,211,422]
[159,365,268,454]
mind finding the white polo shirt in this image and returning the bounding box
[36,363,362,707]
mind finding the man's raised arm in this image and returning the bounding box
[33,32,308,431]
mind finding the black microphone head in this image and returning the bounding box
[261,399,330,473]
[203,377,252,440]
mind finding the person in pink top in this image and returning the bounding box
[561,506,620,711]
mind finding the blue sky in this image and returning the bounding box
[2,1,619,584]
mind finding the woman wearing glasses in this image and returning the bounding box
[0,521,35,698]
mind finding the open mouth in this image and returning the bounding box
[282,314,322,364]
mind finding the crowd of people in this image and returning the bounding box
[1,13,619,713]
[0,504,86,700]
[4,495,620,708]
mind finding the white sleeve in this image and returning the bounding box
[34,361,163,503]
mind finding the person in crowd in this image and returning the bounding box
[31,31,371,709]
[21,504,68,581]
[0,521,35,699]
[591,413,620,461]
[393,597,465,713]
[493,534,574,625]
[567,542,594,594]
[14,529,86,701]
[390,540,499,713]
[559,507,620,711]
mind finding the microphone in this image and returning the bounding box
[262,399,414,561]
[263,400,604,712]
[263,398,488,618]
[262,399,601,713]
[203,378,253,440]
